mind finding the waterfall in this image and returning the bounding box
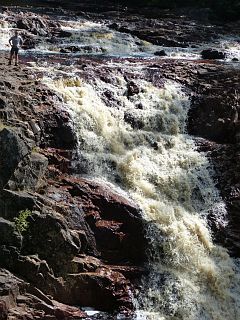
[0,17,12,50]
[42,66,240,320]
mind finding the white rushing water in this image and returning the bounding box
[41,66,240,320]
[38,18,160,58]
[44,19,240,61]
[0,14,12,50]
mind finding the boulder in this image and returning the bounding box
[53,301,86,319]
[16,16,59,36]
[127,80,140,97]
[64,205,99,257]
[7,152,48,191]
[0,128,30,189]
[0,269,22,311]
[41,111,77,149]
[209,144,240,257]
[21,34,38,50]
[201,49,226,60]
[0,218,22,248]
[0,300,7,320]
[124,112,144,129]
[188,96,237,143]
[70,255,146,280]
[0,189,37,221]
[108,23,119,30]
[0,268,87,319]
[62,268,133,312]
[154,50,167,56]
[60,48,71,54]
[22,212,81,275]
[57,30,72,37]
[0,98,6,109]
[58,177,146,264]
[60,46,80,53]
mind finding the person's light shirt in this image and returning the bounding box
[9,35,23,48]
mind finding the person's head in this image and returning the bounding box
[14,30,19,36]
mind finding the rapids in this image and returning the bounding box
[0,11,240,60]
[0,14,11,50]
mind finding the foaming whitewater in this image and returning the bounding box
[42,68,240,319]
[35,18,159,57]
[0,15,12,50]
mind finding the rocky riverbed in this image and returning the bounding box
[0,1,240,320]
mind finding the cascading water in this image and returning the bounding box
[0,15,12,50]
[42,66,240,320]
[1,10,240,61]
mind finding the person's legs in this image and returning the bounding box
[14,48,19,66]
[9,48,19,66]
[9,47,14,65]
[15,53,18,66]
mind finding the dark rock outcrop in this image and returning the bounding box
[61,268,133,311]
[154,50,167,56]
[201,48,226,60]
[0,218,22,248]
[188,96,237,143]
[44,175,146,265]
[0,128,31,189]
[188,66,240,256]
[7,152,48,191]
[22,211,81,274]
[16,14,60,36]
[0,268,87,319]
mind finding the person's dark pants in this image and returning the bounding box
[9,47,20,65]
[10,47,19,56]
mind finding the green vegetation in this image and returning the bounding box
[14,209,32,233]
[0,121,7,131]
[31,146,40,153]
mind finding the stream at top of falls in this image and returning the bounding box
[0,11,240,61]
[1,8,240,320]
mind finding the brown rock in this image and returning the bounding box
[53,301,86,319]
[57,176,146,264]
[0,300,8,320]
[62,268,133,312]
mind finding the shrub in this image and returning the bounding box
[14,209,32,233]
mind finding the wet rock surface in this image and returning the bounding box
[187,66,240,256]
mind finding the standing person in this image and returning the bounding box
[9,30,23,66]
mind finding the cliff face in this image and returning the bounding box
[0,2,240,320]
